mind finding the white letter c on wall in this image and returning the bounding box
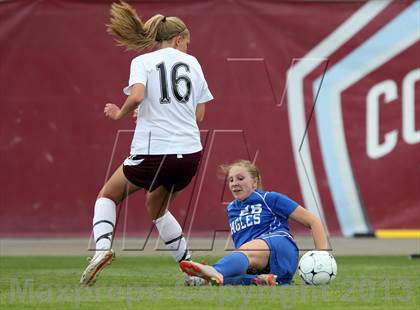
[366,80,398,159]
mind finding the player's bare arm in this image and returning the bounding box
[195,103,205,122]
[289,206,328,250]
[104,83,145,120]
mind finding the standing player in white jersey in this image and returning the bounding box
[80,2,213,286]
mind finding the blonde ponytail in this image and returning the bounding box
[106,2,188,51]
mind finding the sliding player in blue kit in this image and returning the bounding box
[180,160,328,286]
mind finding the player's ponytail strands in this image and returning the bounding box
[106,1,188,51]
[106,1,150,51]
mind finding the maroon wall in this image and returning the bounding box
[1,0,418,237]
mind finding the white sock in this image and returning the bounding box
[153,211,191,262]
[93,197,116,254]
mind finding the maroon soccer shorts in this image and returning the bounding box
[122,151,202,192]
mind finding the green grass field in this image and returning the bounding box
[0,256,419,310]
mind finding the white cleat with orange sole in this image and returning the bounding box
[179,260,224,286]
[80,249,114,287]
[183,273,209,286]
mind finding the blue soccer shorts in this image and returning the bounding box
[258,232,299,285]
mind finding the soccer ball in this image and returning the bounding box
[298,251,337,285]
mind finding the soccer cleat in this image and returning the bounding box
[80,249,114,287]
[183,273,209,286]
[179,260,224,286]
[252,274,278,286]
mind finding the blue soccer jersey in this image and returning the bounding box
[226,189,299,248]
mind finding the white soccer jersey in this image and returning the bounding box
[123,48,213,155]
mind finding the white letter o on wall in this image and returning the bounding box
[402,68,420,144]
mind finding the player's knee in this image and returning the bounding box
[240,250,256,265]
[239,250,269,270]
[97,191,121,205]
